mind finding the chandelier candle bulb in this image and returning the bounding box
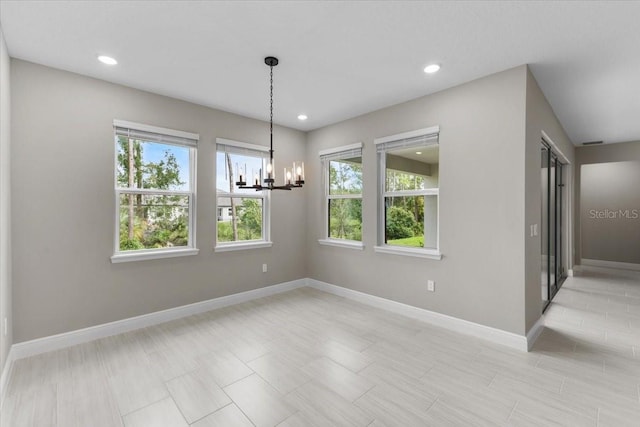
[292,161,304,183]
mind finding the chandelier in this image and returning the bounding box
[236,56,305,191]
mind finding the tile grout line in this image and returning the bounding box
[424,395,439,414]
[232,401,257,427]
[182,401,235,426]
[506,401,519,421]
[118,385,170,418]
[487,372,498,388]
[167,394,189,426]
[275,411,298,427]
[218,369,255,391]
[351,383,376,404]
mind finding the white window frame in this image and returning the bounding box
[111,120,199,263]
[374,126,442,260]
[318,142,364,250]
[214,138,272,252]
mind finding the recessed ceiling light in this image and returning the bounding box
[423,64,440,74]
[98,55,118,65]
[416,151,422,155]
[297,114,308,121]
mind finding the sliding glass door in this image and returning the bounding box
[550,155,557,296]
[556,161,565,282]
[541,142,566,310]
[541,146,550,304]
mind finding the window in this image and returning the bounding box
[111,120,198,263]
[215,139,271,251]
[375,126,441,259]
[319,143,363,249]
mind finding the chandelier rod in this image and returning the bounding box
[269,58,274,165]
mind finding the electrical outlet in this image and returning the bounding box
[262,263,268,273]
[3,317,7,336]
[427,280,435,292]
[530,224,538,237]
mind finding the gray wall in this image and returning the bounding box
[8,59,577,344]
[11,60,307,342]
[524,68,575,331]
[575,142,640,265]
[306,66,529,335]
[0,27,13,374]
[580,161,640,264]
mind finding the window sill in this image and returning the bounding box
[215,241,273,252]
[318,239,364,250]
[374,245,442,260]
[111,248,199,263]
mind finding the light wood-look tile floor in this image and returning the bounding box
[2,267,640,426]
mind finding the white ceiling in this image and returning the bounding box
[1,1,639,144]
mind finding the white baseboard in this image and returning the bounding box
[10,279,306,361]
[581,258,640,272]
[0,347,15,410]
[1,276,546,409]
[306,278,530,352]
[6,275,535,373]
[526,316,545,351]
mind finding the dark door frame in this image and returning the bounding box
[542,141,567,312]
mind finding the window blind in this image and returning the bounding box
[216,143,268,158]
[114,122,198,147]
[319,143,363,162]
[375,132,438,153]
